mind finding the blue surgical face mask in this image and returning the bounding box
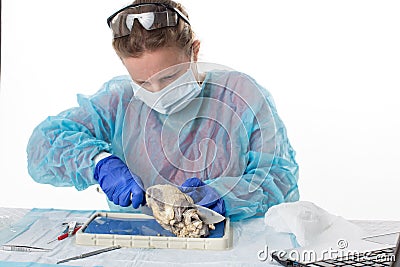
[131,66,202,115]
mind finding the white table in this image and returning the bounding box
[0,207,284,266]
[1,207,400,267]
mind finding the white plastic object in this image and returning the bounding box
[75,212,232,250]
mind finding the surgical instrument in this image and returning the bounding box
[141,202,225,225]
[56,245,122,264]
[1,245,52,252]
[47,226,82,244]
[67,221,77,236]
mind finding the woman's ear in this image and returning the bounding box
[192,40,201,62]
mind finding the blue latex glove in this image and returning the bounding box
[179,177,226,216]
[94,155,145,208]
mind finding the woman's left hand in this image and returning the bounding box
[179,177,225,215]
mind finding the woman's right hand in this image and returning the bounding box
[94,154,145,208]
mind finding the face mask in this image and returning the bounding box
[131,67,202,115]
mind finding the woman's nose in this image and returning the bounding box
[146,82,164,93]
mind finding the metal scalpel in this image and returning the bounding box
[56,245,122,264]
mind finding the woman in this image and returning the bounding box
[27,0,299,221]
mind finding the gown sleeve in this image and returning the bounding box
[26,76,133,190]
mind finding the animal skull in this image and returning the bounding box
[145,184,215,238]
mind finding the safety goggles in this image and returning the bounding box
[107,3,191,38]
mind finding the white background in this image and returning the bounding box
[1,0,399,220]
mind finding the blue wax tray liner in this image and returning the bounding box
[75,212,232,250]
[84,216,225,238]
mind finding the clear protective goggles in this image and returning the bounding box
[107,3,191,39]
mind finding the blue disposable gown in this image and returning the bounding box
[27,69,299,221]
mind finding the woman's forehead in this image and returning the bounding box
[123,47,190,82]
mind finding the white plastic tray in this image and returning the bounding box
[75,212,232,250]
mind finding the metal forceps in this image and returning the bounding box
[1,245,52,252]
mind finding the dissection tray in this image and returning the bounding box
[75,212,232,250]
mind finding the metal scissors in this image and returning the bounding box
[1,244,52,252]
[47,221,83,244]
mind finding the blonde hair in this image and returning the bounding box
[112,0,195,58]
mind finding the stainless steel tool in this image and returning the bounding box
[56,245,122,264]
[141,204,225,225]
